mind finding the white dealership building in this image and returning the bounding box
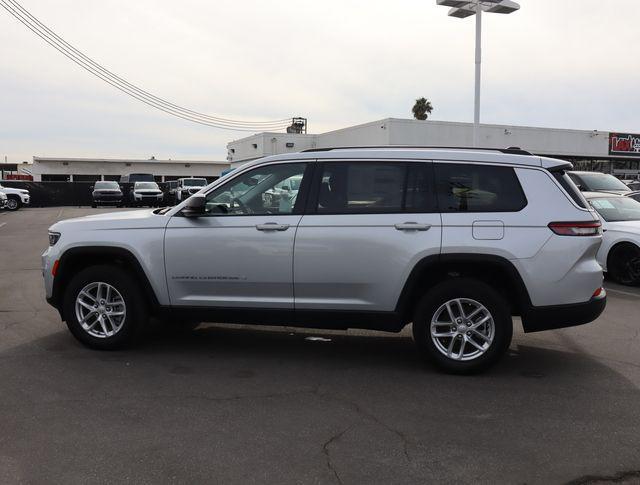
[227,119,640,176]
[30,156,229,182]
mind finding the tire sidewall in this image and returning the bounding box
[6,197,20,211]
[63,265,147,349]
[608,245,640,285]
[413,278,513,374]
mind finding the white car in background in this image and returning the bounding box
[132,181,164,207]
[584,192,640,285]
[0,184,30,211]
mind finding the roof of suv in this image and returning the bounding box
[242,147,570,170]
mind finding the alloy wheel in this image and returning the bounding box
[430,298,495,361]
[75,282,127,338]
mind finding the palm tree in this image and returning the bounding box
[412,97,434,120]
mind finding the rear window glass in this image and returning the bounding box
[574,173,631,192]
[435,163,527,213]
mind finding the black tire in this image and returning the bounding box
[63,265,148,350]
[608,244,640,286]
[6,196,20,211]
[412,278,513,374]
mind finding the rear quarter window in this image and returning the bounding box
[434,163,527,213]
[552,171,588,209]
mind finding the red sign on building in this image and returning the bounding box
[609,132,640,157]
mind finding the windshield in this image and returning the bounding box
[94,181,119,190]
[135,182,159,190]
[589,197,640,222]
[579,173,631,192]
[183,179,206,187]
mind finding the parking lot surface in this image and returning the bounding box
[1,207,640,485]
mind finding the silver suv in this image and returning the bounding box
[42,147,606,373]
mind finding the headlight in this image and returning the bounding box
[48,231,61,246]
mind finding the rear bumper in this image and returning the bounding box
[521,292,606,333]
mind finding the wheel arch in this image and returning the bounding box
[395,253,532,324]
[51,246,161,318]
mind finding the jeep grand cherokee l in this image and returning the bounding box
[42,147,606,373]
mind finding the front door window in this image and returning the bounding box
[205,163,307,216]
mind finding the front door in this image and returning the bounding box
[165,162,311,308]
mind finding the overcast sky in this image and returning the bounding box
[1,0,639,163]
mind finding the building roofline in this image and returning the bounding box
[33,156,227,165]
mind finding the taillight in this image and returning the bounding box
[548,221,601,236]
[51,260,59,277]
[592,287,605,299]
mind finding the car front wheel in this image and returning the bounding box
[6,196,20,211]
[412,278,513,374]
[63,265,148,349]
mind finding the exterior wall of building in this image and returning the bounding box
[317,120,392,149]
[227,133,317,169]
[31,158,229,182]
[226,118,636,166]
[384,119,609,159]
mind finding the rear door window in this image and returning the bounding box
[314,162,435,214]
[434,163,527,212]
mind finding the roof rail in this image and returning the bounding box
[301,146,534,156]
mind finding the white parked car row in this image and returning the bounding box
[583,192,640,285]
[0,183,30,211]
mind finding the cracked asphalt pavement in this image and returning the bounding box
[1,207,640,484]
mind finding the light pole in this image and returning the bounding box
[436,0,520,147]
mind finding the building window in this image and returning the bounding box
[42,174,71,182]
[73,174,102,182]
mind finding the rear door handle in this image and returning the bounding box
[256,223,290,231]
[394,222,431,231]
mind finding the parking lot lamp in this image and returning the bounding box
[435,0,520,146]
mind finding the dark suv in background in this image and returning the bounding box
[91,181,123,208]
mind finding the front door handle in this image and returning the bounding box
[394,222,431,231]
[256,223,290,231]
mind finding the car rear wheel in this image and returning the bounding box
[6,197,20,211]
[412,278,513,374]
[608,244,640,286]
[63,265,148,349]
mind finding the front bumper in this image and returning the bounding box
[94,195,122,204]
[21,195,30,205]
[521,292,606,333]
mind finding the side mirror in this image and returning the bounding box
[182,194,206,217]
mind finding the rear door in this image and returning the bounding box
[293,160,442,312]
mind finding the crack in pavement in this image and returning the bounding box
[317,392,413,463]
[322,427,352,485]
